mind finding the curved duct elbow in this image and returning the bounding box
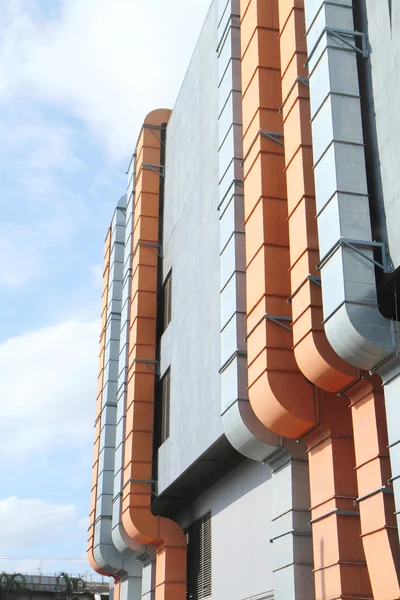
[221,398,280,461]
[218,0,280,460]
[303,0,400,372]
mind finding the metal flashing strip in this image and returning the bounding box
[310,508,360,525]
[305,26,369,68]
[216,12,240,55]
[287,275,321,303]
[354,485,394,505]
[270,530,312,543]
[217,178,243,211]
[219,350,247,374]
[316,238,391,274]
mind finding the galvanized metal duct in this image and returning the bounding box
[109,164,146,599]
[218,0,280,460]
[303,0,400,535]
[92,199,127,575]
[88,202,126,577]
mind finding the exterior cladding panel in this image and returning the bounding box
[365,0,400,267]
[157,0,223,493]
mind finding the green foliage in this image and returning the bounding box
[55,573,90,600]
[0,573,27,600]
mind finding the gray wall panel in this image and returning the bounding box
[176,459,275,600]
[157,0,222,493]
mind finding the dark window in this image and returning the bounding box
[185,512,212,600]
[160,369,170,444]
[163,270,172,331]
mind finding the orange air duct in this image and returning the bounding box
[121,109,186,600]
[346,375,400,597]
[240,0,371,597]
[278,0,357,393]
[88,227,112,576]
[277,0,400,595]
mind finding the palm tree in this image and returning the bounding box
[55,573,91,600]
[0,573,27,600]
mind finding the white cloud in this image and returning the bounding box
[0,319,99,459]
[0,0,212,159]
[0,117,86,174]
[0,110,93,288]
[0,498,93,577]
[0,497,77,548]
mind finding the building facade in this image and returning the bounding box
[88,1,400,599]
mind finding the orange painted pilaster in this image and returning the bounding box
[277,0,400,593]
[88,228,112,576]
[240,1,371,597]
[121,109,186,600]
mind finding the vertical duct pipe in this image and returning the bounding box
[268,441,313,600]
[92,199,127,574]
[278,0,400,593]
[88,194,143,598]
[278,0,358,392]
[218,0,280,459]
[121,110,186,600]
[110,153,149,598]
[88,226,112,576]
[240,0,371,597]
[218,3,314,597]
[350,376,400,597]
[303,0,400,556]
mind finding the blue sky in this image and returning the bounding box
[0,0,211,579]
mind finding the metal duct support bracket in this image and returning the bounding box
[132,359,160,376]
[137,241,164,258]
[305,27,369,68]
[142,123,165,145]
[316,238,391,274]
[280,77,309,113]
[242,130,284,165]
[260,130,284,147]
[288,274,321,303]
[246,314,292,340]
[142,163,165,177]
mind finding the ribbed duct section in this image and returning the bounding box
[111,161,145,560]
[120,110,187,600]
[88,225,112,576]
[303,0,400,540]
[92,199,126,574]
[109,156,146,600]
[218,0,280,460]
